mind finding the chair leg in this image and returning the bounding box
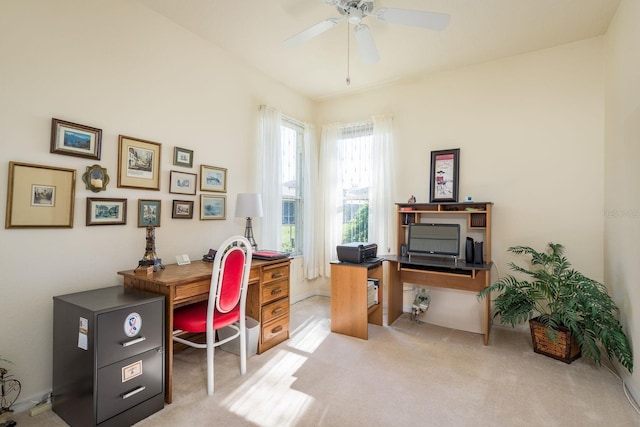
[207,330,215,395]
[239,323,247,375]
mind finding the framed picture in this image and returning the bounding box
[5,162,76,228]
[172,200,194,219]
[173,147,193,168]
[429,148,460,203]
[118,135,161,190]
[138,199,161,227]
[169,170,197,195]
[86,198,127,226]
[200,194,226,220]
[200,165,227,193]
[50,118,102,160]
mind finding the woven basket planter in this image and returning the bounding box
[529,317,581,364]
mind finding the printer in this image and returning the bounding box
[336,242,378,264]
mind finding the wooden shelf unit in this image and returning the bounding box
[397,202,492,263]
[330,261,383,340]
[391,201,494,345]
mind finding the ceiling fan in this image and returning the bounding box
[283,0,450,64]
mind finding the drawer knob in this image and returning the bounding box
[272,307,283,314]
[122,386,146,399]
[271,272,284,279]
[122,336,146,347]
[272,325,284,333]
[271,288,283,295]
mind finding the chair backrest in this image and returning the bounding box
[207,236,253,329]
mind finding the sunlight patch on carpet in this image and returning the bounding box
[288,315,331,354]
[221,350,315,426]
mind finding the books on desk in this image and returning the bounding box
[367,278,379,308]
[252,250,290,260]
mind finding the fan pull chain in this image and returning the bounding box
[346,23,351,85]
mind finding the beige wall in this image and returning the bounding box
[0,0,313,407]
[604,0,640,405]
[317,38,606,333]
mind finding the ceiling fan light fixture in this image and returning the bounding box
[347,8,363,24]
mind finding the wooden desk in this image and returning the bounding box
[385,255,492,345]
[118,258,291,403]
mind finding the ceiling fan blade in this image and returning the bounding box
[353,24,379,64]
[375,8,450,30]
[283,18,342,47]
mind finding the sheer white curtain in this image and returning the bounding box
[319,117,395,275]
[257,105,282,250]
[369,115,396,255]
[320,123,342,276]
[302,123,321,279]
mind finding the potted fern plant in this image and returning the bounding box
[478,243,633,373]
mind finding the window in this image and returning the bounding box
[281,117,304,254]
[339,122,373,244]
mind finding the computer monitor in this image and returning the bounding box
[407,223,460,258]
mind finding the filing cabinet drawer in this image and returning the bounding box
[97,298,163,369]
[261,297,290,324]
[96,348,164,424]
[261,279,289,305]
[260,263,290,285]
[261,315,289,348]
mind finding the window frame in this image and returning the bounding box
[280,116,304,255]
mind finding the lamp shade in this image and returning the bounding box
[235,193,263,218]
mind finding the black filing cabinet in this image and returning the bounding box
[53,286,165,426]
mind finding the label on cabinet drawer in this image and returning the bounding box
[121,360,143,382]
[78,317,88,350]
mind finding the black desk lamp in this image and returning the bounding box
[235,193,263,251]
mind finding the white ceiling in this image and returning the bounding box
[138,0,620,100]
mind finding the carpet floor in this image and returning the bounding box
[12,296,640,426]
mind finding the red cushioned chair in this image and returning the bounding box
[172,235,253,395]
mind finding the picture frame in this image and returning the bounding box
[5,162,76,228]
[173,147,193,168]
[200,165,227,193]
[50,118,102,160]
[429,148,460,203]
[169,170,197,195]
[138,199,161,227]
[200,194,226,220]
[118,135,161,190]
[172,200,194,219]
[86,198,127,226]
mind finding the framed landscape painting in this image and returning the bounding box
[200,165,227,192]
[86,198,127,226]
[118,135,161,190]
[169,170,197,195]
[200,194,225,220]
[50,118,102,160]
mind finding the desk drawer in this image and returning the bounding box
[261,297,289,324]
[260,263,290,285]
[174,279,209,302]
[261,315,289,348]
[249,266,260,284]
[261,279,289,305]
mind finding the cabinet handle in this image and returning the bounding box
[272,307,283,314]
[122,386,146,399]
[271,288,282,295]
[272,325,283,333]
[271,272,283,279]
[122,336,146,347]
